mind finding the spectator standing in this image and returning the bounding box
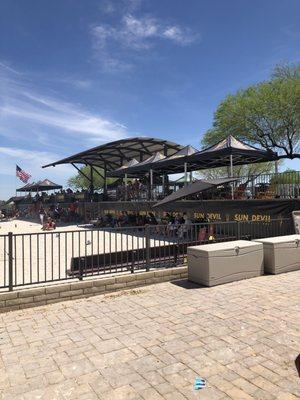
[39,206,46,225]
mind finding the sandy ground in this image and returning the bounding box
[0,219,175,289]
[0,219,87,235]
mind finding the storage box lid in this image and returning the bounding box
[188,240,262,257]
[254,234,300,247]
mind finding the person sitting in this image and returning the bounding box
[117,212,129,227]
[42,217,56,231]
[147,212,158,225]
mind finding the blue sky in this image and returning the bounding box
[0,0,299,199]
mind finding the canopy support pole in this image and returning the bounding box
[150,169,153,200]
[275,160,279,174]
[230,155,234,199]
[125,174,128,201]
[189,171,193,183]
[184,163,188,187]
[90,166,94,195]
[88,165,104,180]
[163,145,168,197]
[103,163,107,199]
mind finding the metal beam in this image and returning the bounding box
[71,163,91,182]
[230,154,234,200]
[90,165,94,194]
[103,163,108,199]
[83,161,105,180]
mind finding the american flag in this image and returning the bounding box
[16,165,31,183]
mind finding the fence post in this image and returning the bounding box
[78,257,84,281]
[145,225,150,271]
[131,250,136,273]
[8,232,13,291]
[237,221,241,240]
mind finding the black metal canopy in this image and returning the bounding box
[16,182,36,192]
[187,135,278,170]
[111,135,278,176]
[153,177,240,207]
[43,137,184,172]
[113,158,139,172]
[17,179,62,192]
[107,145,198,177]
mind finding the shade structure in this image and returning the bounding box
[35,179,62,191]
[43,137,183,171]
[162,145,198,160]
[114,158,139,172]
[17,179,62,192]
[16,182,36,192]
[153,177,240,207]
[109,136,278,177]
[108,145,198,177]
[108,152,166,177]
[151,145,198,174]
[186,135,278,171]
[108,158,139,177]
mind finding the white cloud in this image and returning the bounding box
[2,95,127,141]
[0,61,22,76]
[0,64,129,143]
[123,15,159,48]
[91,14,199,71]
[55,77,93,90]
[162,26,196,45]
[100,0,142,15]
[93,14,198,48]
[0,62,138,199]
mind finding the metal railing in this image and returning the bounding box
[0,218,293,291]
[106,171,300,201]
[11,171,300,209]
[226,171,300,200]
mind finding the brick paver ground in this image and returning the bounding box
[0,271,299,400]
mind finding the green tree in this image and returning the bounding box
[271,62,300,80]
[67,165,116,190]
[202,63,300,160]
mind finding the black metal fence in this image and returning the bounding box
[0,218,293,291]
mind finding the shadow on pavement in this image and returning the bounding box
[170,278,206,290]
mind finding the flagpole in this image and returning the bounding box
[15,164,17,197]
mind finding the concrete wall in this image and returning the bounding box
[0,266,187,313]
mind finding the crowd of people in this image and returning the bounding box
[116,179,150,201]
[22,188,89,204]
[91,211,211,239]
[16,201,82,228]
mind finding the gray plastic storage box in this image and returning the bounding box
[188,240,263,287]
[292,211,300,234]
[254,235,300,274]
